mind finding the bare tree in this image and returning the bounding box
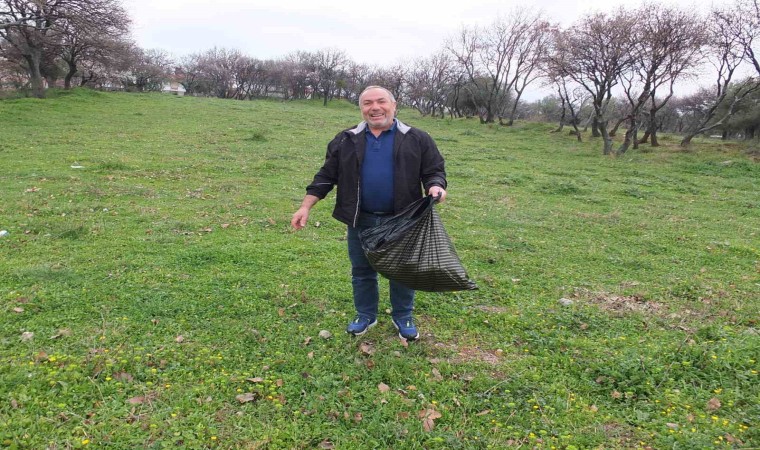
[310,48,348,106]
[340,61,372,103]
[544,28,588,141]
[369,63,406,103]
[122,47,172,92]
[558,10,638,154]
[503,16,553,125]
[680,4,760,146]
[0,0,129,97]
[57,2,130,89]
[448,9,550,124]
[406,50,454,117]
[619,4,707,150]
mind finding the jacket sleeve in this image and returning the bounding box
[419,131,447,191]
[305,133,344,199]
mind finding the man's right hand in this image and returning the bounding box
[291,208,309,230]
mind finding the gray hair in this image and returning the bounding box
[359,86,396,103]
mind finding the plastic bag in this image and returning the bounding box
[359,195,477,292]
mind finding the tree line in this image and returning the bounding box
[2,0,758,152]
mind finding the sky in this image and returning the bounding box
[124,0,713,66]
[123,0,715,98]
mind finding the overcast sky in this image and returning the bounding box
[124,0,713,66]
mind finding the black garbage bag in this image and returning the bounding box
[359,195,477,292]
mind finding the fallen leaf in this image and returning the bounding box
[725,434,740,444]
[175,335,184,343]
[303,336,312,346]
[35,351,49,362]
[13,307,24,313]
[276,379,283,387]
[378,382,390,393]
[11,399,18,409]
[246,377,264,383]
[399,337,409,348]
[21,331,34,342]
[707,397,721,411]
[17,297,29,304]
[277,308,285,317]
[476,410,491,416]
[419,408,442,432]
[267,218,276,226]
[589,405,599,412]
[431,368,443,381]
[113,372,134,382]
[50,328,72,339]
[666,423,678,429]
[365,359,375,369]
[359,341,375,355]
[307,351,314,359]
[221,223,230,229]
[318,440,334,449]
[236,393,257,403]
[127,396,145,405]
[318,330,332,339]
[611,390,622,399]
[398,412,410,419]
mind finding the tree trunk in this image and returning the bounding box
[599,118,613,155]
[64,61,77,89]
[553,92,566,133]
[24,52,45,98]
[680,134,695,146]
[572,125,582,142]
[638,130,651,145]
[609,115,628,137]
[591,116,601,137]
[632,127,639,150]
[617,118,636,155]
[650,128,660,147]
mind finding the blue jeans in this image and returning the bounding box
[347,213,415,320]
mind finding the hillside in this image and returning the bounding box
[0,89,757,448]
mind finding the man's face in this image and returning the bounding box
[360,88,396,132]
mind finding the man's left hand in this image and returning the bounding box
[428,186,447,203]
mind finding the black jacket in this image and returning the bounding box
[306,120,447,227]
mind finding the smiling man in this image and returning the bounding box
[291,86,447,340]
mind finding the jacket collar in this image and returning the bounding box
[348,119,410,135]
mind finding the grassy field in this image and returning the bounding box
[0,89,758,449]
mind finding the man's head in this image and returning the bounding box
[359,86,397,132]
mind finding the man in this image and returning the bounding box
[291,86,447,340]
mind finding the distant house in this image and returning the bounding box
[162,80,186,96]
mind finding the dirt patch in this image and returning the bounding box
[473,305,510,314]
[450,346,502,365]
[572,288,666,316]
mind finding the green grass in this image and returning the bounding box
[0,88,758,449]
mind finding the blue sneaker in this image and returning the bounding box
[346,316,377,336]
[392,316,419,341]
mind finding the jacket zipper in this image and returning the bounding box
[353,178,361,227]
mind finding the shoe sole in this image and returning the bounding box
[347,320,377,336]
[392,320,419,341]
